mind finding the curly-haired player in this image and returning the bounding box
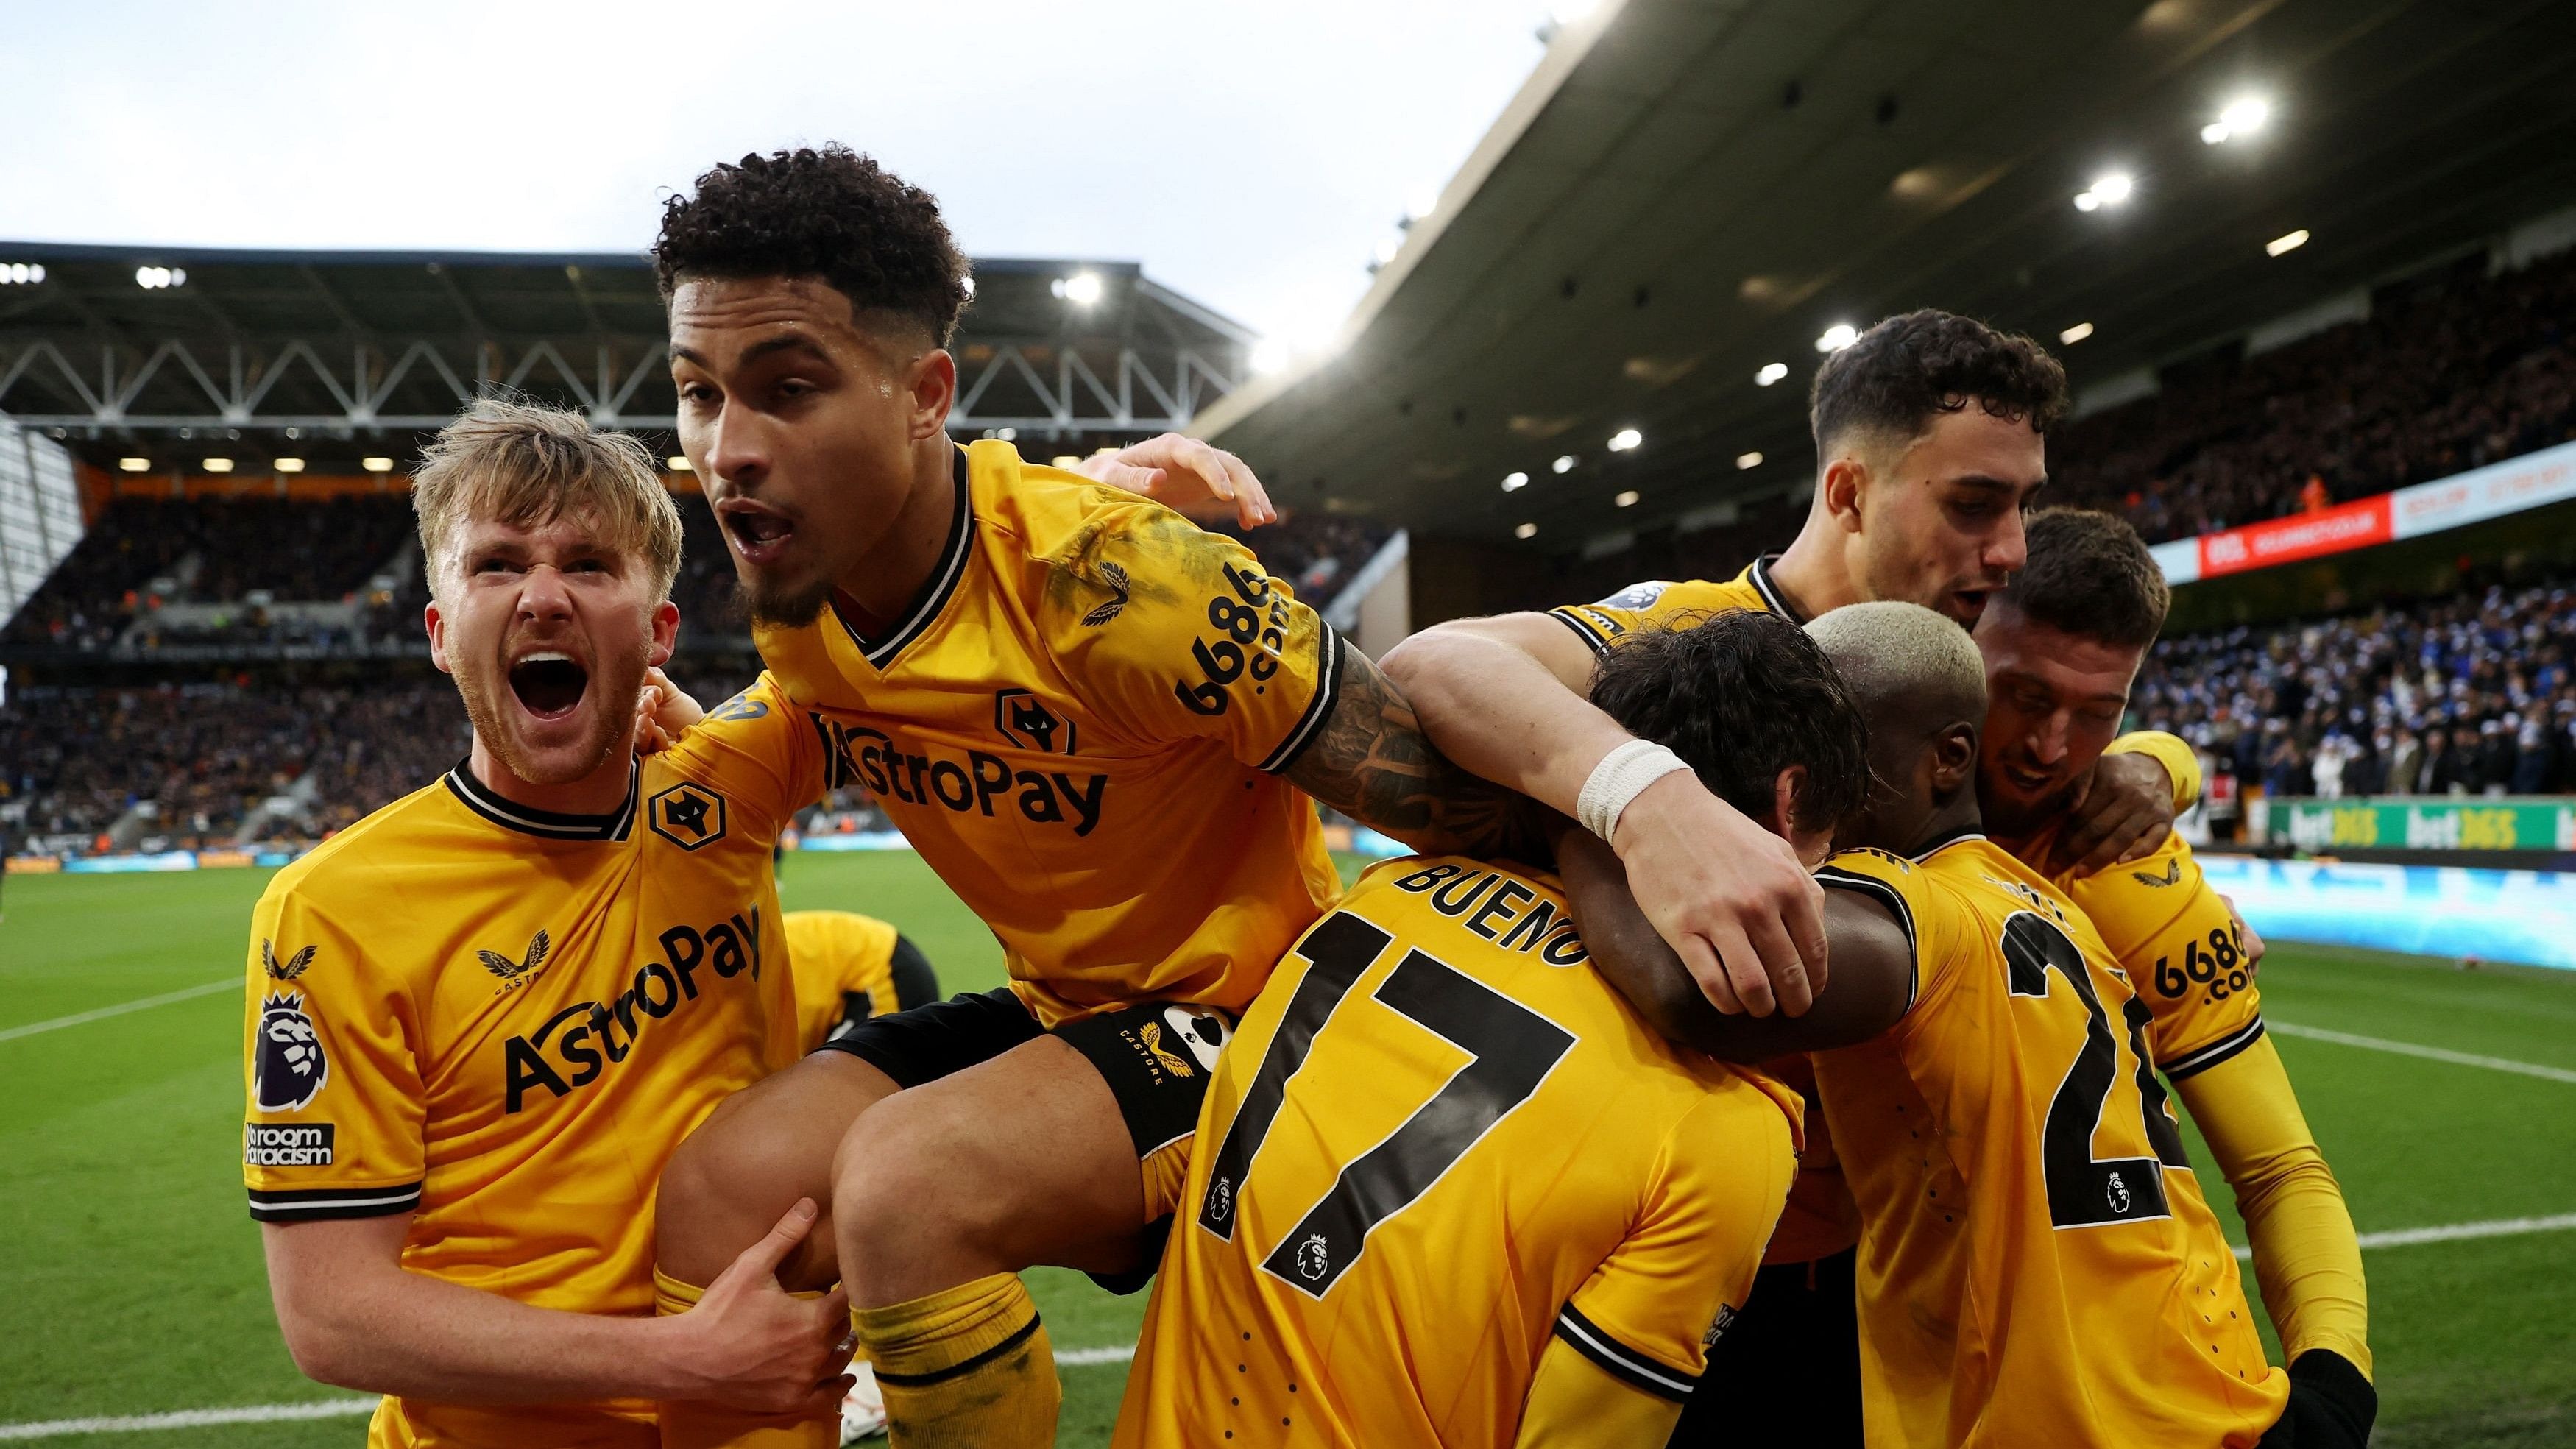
[634,145,1803,1449]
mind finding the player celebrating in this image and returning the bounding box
[1562,602,2372,1448]
[1114,610,1862,1448]
[636,146,1814,1448]
[1382,309,2198,1443]
[242,400,853,1448]
[782,906,942,1052]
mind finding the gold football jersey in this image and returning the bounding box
[1545,557,1794,655]
[241,680,820,1447]
[784,909,911,1050]
[1812,837,2290,1448]
[753,442,1342,1027]
[1114,857,1801,1448]
[2056,830,2266,1083]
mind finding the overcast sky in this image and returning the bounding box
[0,1,1558,339]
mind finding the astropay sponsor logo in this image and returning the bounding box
[812,715,1108,837]
[244,1122,335,1167]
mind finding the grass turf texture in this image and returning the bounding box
[1,856,2572,1445]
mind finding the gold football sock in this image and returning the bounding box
[852,1273,1058,1449]
[653,1269,838,1449]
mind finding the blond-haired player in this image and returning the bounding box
[244,399,855,1448]
[1565,603,2368,1448]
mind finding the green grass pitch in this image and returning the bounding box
[4,854,2575,1446]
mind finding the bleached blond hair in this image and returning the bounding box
[411,397,684,601]
[1804,600,1987,727]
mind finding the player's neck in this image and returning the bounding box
[1766,511,1862,620]
[466,736,632,818]
[832,438,960,637]
[1897,796,1985,857]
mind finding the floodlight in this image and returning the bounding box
[2060,322,2095,344]
[2090,172,2134,204]
[1551,455,1577,474]
[203,458,234,472]
[667,456,693,472]
[1614,490,1640,508]
[274,458,305,473]
[361,456,395,472]
[1501,472,1529,492]
[2267,229,2310,257]
[1816,323,1858,352]
[118,457,149,472]
[1755,362,1788,386]
[1607,427,1642,453]
[1736,451,1763,470]
[1061,272,1103,306]
[1515,522,1538,539]
[1251,339,1290,375]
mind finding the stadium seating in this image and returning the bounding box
[2138,576,2576,798]
[2053,246,2576,545]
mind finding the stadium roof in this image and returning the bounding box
[0,244,1256,470]
[1198,0,2576,552]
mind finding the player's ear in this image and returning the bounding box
[648,598,680,667]
[424,596,451,675]
[1928,721,1978,794]
[1818,453,1866,533]
[903,345,958,443]
[1769,763,1808,837]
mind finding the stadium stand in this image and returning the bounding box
[2054,247,2576,545]
[2138,575,2576,802]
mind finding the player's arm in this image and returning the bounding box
[1382,611,1827,1017]
[2171,1041,2373,1381]
[260,1202,850,1410]
[2053,729,2198,876]
[1280,643,1551,862]
[1515,1336,1688,1446]
[1556,831,1912,1059]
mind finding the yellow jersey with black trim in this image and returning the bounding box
[1811,837,2289,1449]
[785,908,910,1050]
[241,681,821,1447]
[1115,857,1801,1449]
[753,441,1342,1026]
[1546,556,1797,655]
[2056,830,2268,1085]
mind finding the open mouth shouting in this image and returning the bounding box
[716,498,796,567]
[509,649,590,722]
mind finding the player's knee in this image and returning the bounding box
[832,1092,1013,1275]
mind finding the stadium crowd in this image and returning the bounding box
[2137,575,2576,798]
[2052,246,2576,544]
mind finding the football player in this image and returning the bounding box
[1114,609,1864,1448]
[1380,310,2201,1445]
[244,400,854,1449]
[1562,601,2371,1448]
[637,145,1816,1449]
[782,906,941,1052]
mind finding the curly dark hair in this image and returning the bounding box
[1811,308,2069,453]
[2000,506,2168,650]
[653,145,972,346]
[1588,609,1872,837]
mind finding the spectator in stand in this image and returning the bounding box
[2385,727,2425,796]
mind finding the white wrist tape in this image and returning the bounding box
[1577,740,1692,844]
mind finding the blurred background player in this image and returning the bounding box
[1114,609,1864,1448]
[241,400,853,1448]
[1564,601,2371,1449]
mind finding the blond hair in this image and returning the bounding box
[1804,600,1988,726]
[411,397,684,601]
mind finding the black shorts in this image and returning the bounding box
[814,987,1231,1292]
[1669,1247,1862,1448]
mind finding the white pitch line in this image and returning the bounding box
[2270,1021,2576,1085]
[0,979,237,1044]
[2232,1211,2576,1261]
[0,1347,1141,1441]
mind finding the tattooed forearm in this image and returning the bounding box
[1284,647,1550,862]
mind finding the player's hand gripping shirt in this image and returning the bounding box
[1114,857,1801,1449]
[1811,837,2290,1449]
[241,679,822,1447]
[752,441,1343,1026]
